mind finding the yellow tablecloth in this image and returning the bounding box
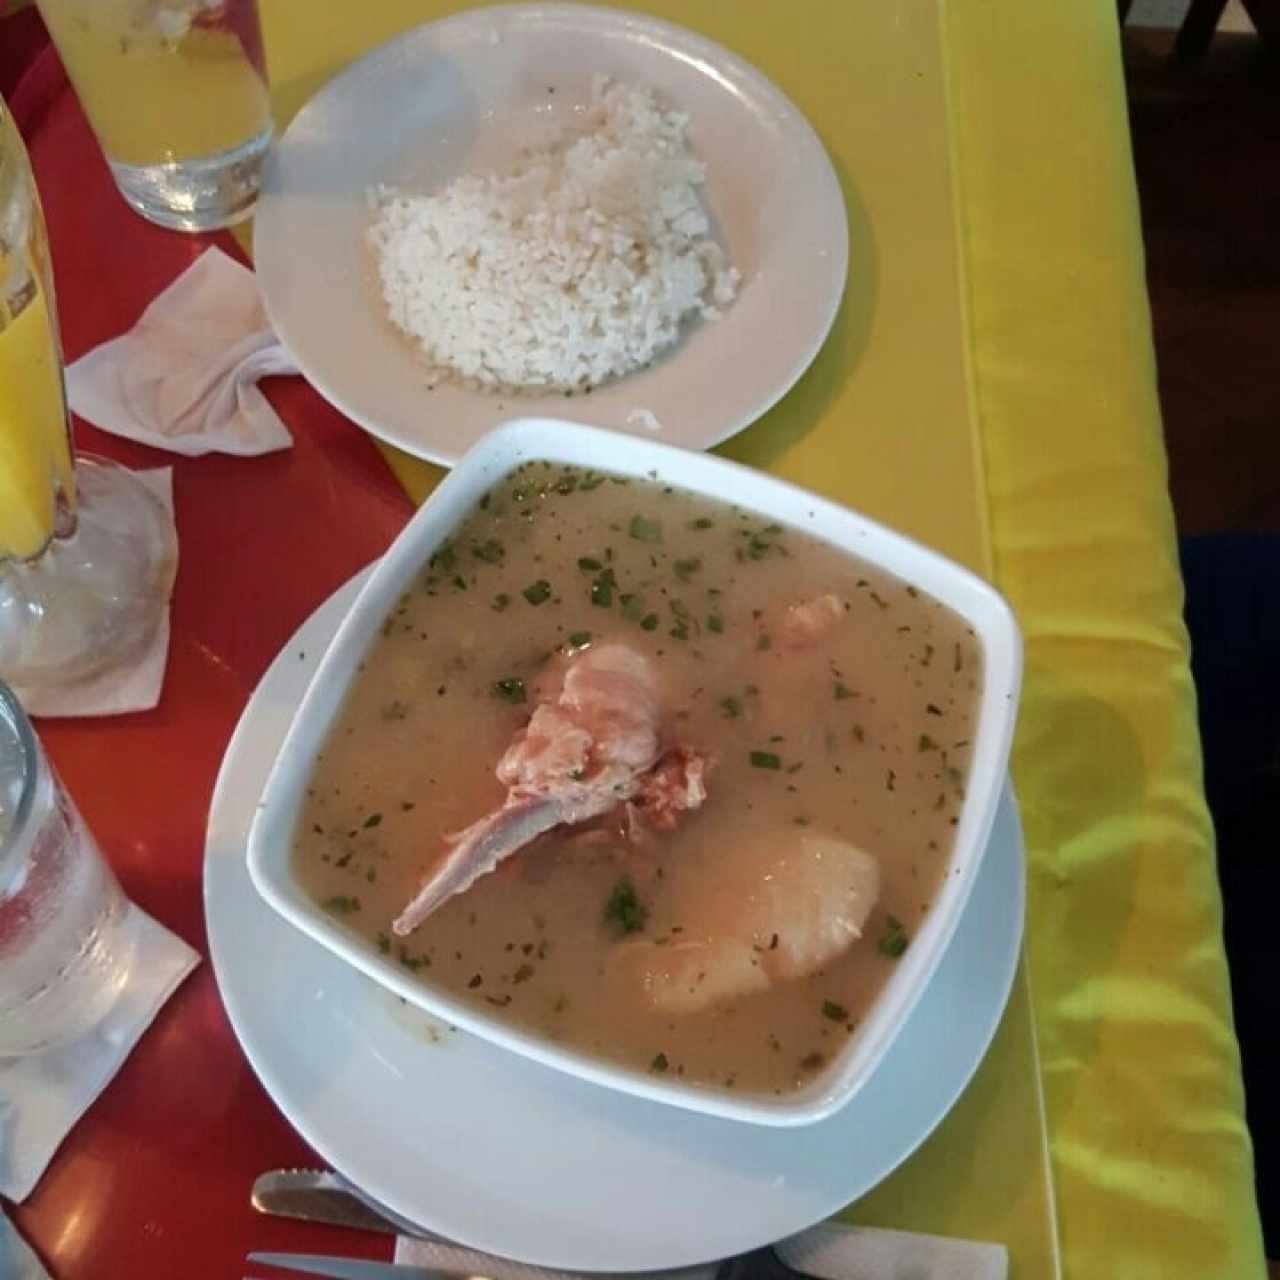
[252,1,1266,1275]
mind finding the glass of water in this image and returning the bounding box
[34,0,273,231]
[0,680,137,1056]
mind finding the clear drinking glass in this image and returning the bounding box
[0,96,177,693]
[0,680,137,1056]
[34,0,273,231]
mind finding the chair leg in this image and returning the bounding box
[1175,0,1231,56]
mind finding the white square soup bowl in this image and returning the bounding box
[248,417,1022,1126]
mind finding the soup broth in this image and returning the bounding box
[295,462,982,1098]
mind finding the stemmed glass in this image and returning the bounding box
[0,96,176,694]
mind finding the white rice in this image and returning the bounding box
[367,77,739,393]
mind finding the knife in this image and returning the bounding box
[251,1169,1009,1280]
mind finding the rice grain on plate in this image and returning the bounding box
[368,78,739,393]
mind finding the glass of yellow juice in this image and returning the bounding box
[1,97,177,693]
[35,0,272,230]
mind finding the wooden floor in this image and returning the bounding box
[1124,26,1280,535]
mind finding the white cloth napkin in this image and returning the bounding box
[395,1219,1008,1280]
[0,1207,49,1280]
[15,468,175,720]
[65,247,297,456]
[0,904,199,1202]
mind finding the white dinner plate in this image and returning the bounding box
[253,5,848,465]
[204,568,1025,1271]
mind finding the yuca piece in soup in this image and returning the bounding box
[294,463,982,1098]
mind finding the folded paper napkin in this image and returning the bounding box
[0,904,200,1202]
[65,247,298,456]
[395,1219,1009,1280]
[15,468,175,719]
[1,1206,49,1280]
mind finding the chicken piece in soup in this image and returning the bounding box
[295,462,982,1098]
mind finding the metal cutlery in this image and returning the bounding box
[247,1248,803,1280]
[252,1169,435,1240]
[247,1257,469,1280]
[250,1167,1010,1280]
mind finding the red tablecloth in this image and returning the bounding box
[0,8,48,101]
[9,50,416,1277]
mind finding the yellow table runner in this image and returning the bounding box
[948,3,1265,1276]
[251,1,1266,1275]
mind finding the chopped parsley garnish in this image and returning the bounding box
[493,677,527,704]
[377,932,390,954]
[577,556,603,571]
[750,751,782,770]
[522,579,552,605]
[756,633,772,651]
[492,593,511,612]
[918,734,939,752]
[322,895,360,916]
[822,1000,849,1022]
[472,539,504,563]
[640,613,659,631]
[591,568,616,607]
[707,614,724,633]
[362,812,383,829]
[628,515,663,543]
[603,876,648,934]
[690,517,714,530]
[673,557,701,581]
[720,695,742,718]
[650,1052,669,1073]
[567,631,592,649]
[428,543,456,572]
[621,594,645,622]
[834,682,855,700]
[879,915,910,958]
